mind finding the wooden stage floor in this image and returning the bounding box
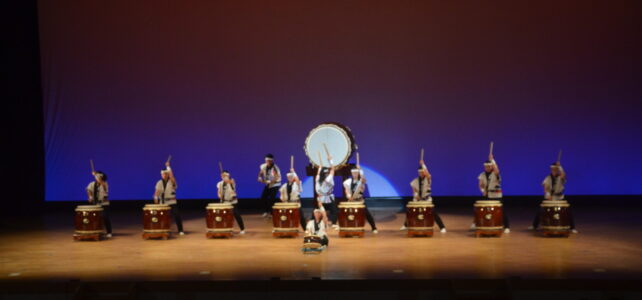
[1,205,641,281]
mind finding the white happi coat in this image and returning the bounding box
[478,172,502,199]
[86,181,109,206]
[410,176,432,201]
[279,180,302,202]
[542,174,567,200]
[259,163,282,188]
[217,180,238,204]
[155,179,177,205]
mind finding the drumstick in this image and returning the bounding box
[218,162,223,174]
[322,143,331,159]
[557,150,563,164]
[317,151,323,168]
[420,148,424,161]
[90,159,95,173]
[356,152,360,169]
[489,141,494,156]
[290,155,294,170]
[166,155,172,164]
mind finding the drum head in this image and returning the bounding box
[304,123,355,167]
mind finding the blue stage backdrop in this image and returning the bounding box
[39,1,641,201]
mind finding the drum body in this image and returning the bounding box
[142,204,172,239]
[474,200,503,237]
[73,205,104,241]
[302,235,324,254]
[406,201,434,237]
[338,201,365,237]
[272,202,301,238]
[304,122,355,168]
[539,200,571,237]
[206,203,235,238]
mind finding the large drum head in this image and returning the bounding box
[304,123,355,168]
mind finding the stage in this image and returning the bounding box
[2,203,641,282]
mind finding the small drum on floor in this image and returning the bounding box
[474,200,503,237]
[406,201,434,237]
[272,202,301,238]
[338,201,365,237]
[142,204,172,240]
[539,200,571,237]
[302,235,324,254]
[74,205,105,241]
[206,203,235,238]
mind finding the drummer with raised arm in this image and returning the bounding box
[86,170,112,238]
[530,162,577,233]
[258,154,282,218]
[343,163,378,234]
[217,170,246,234]
[400,159,447,233]
[471,153,510,233]
[315,153,338,228]
[154,160,184,235]
[279,168,307,230]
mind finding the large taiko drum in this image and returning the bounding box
[206,203,235,238]
[474,200,504,237]
[142,204,172,240]
[272,202,301,238]
[406,201,435,237]
[73,205,104,241]
[338,201,365,237]
[539,200,571,237]
[304,123,356,168]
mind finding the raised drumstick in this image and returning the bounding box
[90,159,95,173]
[557,150,563,164]
[166,155,172,164]
[322,143,331,159]
[356,152,360,169]
[218,162,223,174]
[290,155,294,170]
[420,148,424,161]
[317,151,324,168]
[489,141,494,157]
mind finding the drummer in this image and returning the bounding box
[315,155,339,228]
[305,208,329,249]
[279,168,307,230]
[258,154,282,218]
[400,160,446,233]
[530,162,577,233]
[343,167,378,234]
[217,170,246,234]
[471,154,510,233]
[154,161,184,235]
[86,170,112,238]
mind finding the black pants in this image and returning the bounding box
[532,210,575,229]
[169,204,184,232]
[322,201,338,224]
[364,207,377,230]
[320,235,329,246]
[404,211,446,229]
[232,204,245,230]
[102,205,112,234]
[299,208,307,230]
[261,186,280,214]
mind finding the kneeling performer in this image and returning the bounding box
[303,208,329,252]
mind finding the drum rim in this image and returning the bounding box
[272,202,301,208]
[407,201,434,207]
[474,200,503,207]
[338,201,365,208]
[304,122,356,168]
[75,205,103,211]
[143,204,171,210]
[206,203,234,209]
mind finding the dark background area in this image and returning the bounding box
[37,0,641,201]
